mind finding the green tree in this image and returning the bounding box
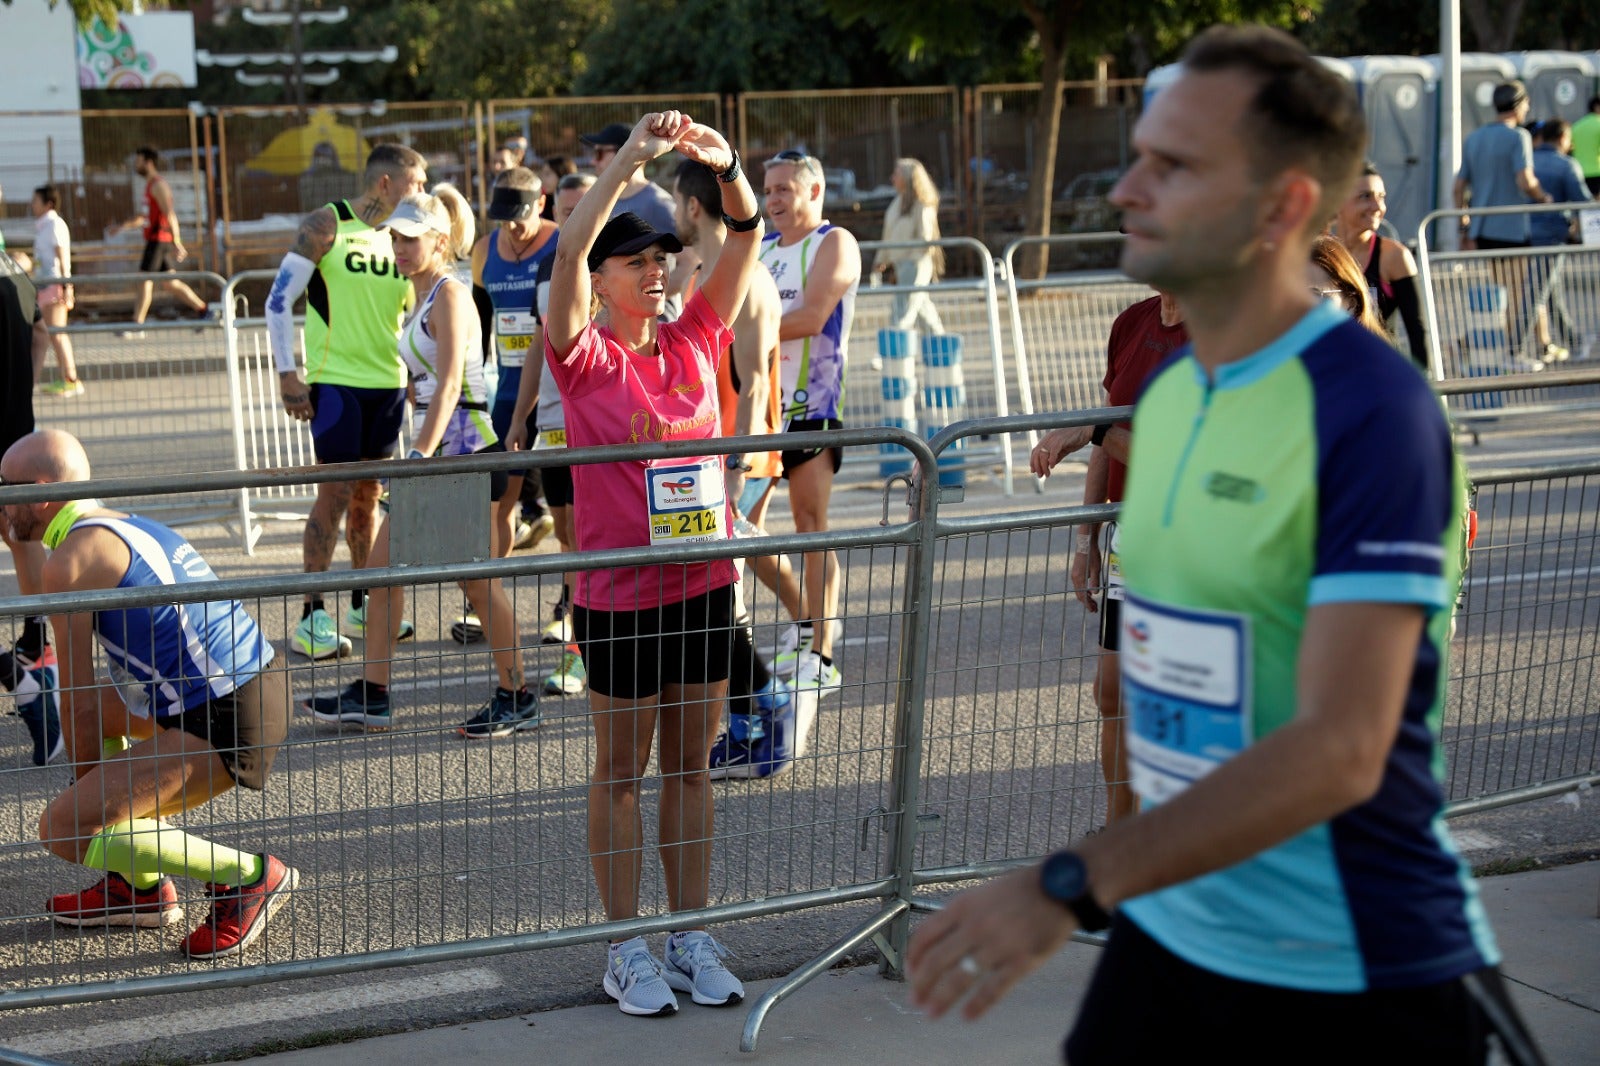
[4,0,156,28]
[830,0,1311,277]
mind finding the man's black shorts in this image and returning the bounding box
[308,383,406,464]
[167,668,290,791]
[781,417,843,479]
[139,241,182,274]
[574,584,734,700]
[1064,916,1538,1065]
[1097,596,1121,653]
[542,463,574,508]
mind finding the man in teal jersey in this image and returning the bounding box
[908,26,1542,1063]
[267,144,426,659]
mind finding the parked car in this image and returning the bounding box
[1055,167,1124,234]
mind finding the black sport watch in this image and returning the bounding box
[717,149,742,184]
[1039,850,1111,932]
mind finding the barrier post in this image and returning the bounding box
[920,333,967,488]
[878,329,918,477]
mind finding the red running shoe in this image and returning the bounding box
[48,873,183,928]
[182,855,299,959]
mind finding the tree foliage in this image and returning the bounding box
[4,0,155,29]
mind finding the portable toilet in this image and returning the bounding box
[1344,57,1438,245]
[1141,63,1181,110]
[1424,53,1518,134]
[1501,51,1597,123]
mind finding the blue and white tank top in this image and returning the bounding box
[760,223,856,422]
[400,275,495,455]
[78,516,272,719]
[531,235,566,443]
[482,227,556,369]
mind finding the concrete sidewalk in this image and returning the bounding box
[243,861,1600,1066]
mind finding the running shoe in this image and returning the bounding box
[771,637,807,679]
[458,687,541,739]
[542,646,586,695]
[292,608,352,660]
[604,936,679,1017]
[771,621,801,662]
[48,872,183,928]
[343,602,415,642]
[450,611,485,644]
[540,605,573,645]
[794,651,843,698]
[301,681,391,731]
[514,513,555,550]
[1,645,63,766]
[709,681,796,781]
[1543,342,1571,363]
[41,379,85,397]
[663,930,744,1006]
[182,855,298,959]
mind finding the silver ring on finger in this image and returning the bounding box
[958,955,981,978]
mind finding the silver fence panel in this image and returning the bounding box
[998,234,1146,490]
[0,428,933,1057]
[1417,204,1600,423]
[32,271,232,524]
[853,237,1014,492]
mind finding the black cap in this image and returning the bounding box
[579,123,632,149]
[488,185,539,222]
[1493,81,1528,113]
[587,212,683,272]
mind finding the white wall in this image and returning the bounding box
[0,0,86,243]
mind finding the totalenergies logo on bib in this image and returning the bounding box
[1126,618,1152,654]
[661,478,696,495]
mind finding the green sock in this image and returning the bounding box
[81,818,264,890]
[101,736,132,760]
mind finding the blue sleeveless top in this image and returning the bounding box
[79,516,273,718]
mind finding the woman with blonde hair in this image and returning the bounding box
[544,111,760,1017]
[1309,234,1387,339]
[872,157,945,334]
[301,182,537,739]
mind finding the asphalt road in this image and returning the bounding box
[0,330,1596,1065]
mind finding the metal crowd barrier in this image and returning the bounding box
[998,234,1144,491]
[1,369,1595,1060]
[31,271,231,523]
[1417,204,1600,423]
[852,237,1015,492]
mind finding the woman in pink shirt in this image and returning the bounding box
[543,112,763,1017]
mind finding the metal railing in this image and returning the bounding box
[1,380,1595,1057]
[1417,204,1600,422]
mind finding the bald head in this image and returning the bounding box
[2,430,92,486]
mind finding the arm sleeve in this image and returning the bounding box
[1389,274,1428,372]
[473,283,494,363]
[265,253,316,373]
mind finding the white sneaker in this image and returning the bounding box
[604,937,678,1017]
[663,930,744,1006]
[771,621,801,662]
[794,650,842,698]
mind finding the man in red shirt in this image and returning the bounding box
[112,147,211,330]
[1029,290,1187,824]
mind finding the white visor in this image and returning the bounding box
[383,199,449,237]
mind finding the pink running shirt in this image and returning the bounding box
[546,291,739,611]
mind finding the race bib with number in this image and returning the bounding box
[647,460,727,545]
[496,311,537,367]
[538,428,567,449]
[1121,593,1251,804]
[1103,521,1124,600]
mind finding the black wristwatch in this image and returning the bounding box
[722,211,761,233]
[1039,850,1111,932]
[717,149,742,184]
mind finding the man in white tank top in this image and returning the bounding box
[758,151,859,698]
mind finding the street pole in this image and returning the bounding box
[1439,0,1461,252]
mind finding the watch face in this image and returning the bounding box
[1042,851,1089,903]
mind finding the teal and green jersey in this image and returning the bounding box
[303,200,411,389]
[1116,301,1496,992]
